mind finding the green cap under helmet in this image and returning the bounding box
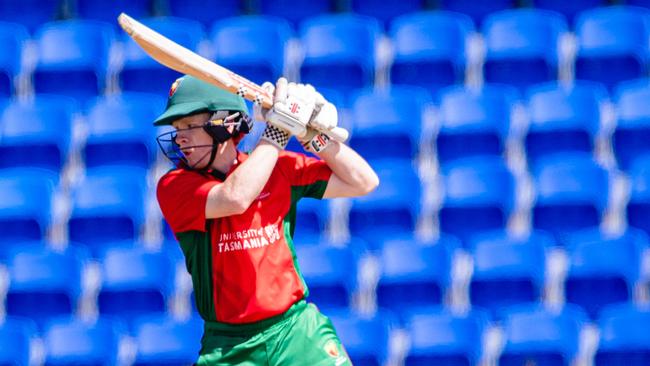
[153,75,248,126]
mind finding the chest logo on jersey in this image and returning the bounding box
[216,224,282,253]
[255,191,270,201]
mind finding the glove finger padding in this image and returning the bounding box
[310,101,338,132]
[265,80,314,137]
[253,81,275,121]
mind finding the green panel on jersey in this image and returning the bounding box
[176,230,217,321]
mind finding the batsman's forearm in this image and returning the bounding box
[317,141,379,195]
[221,141,280,209]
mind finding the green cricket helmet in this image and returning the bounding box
[155,75,253,169]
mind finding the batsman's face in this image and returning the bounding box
[172,113,214,166]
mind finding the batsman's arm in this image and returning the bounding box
[205,141,281,218]
[319,141,379,199]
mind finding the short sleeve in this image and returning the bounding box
[157,169,220,233]
[278,151,332,199]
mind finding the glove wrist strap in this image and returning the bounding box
[302,132,331,153]
[261,124,290,149]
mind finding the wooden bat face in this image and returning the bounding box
[117,13,349,142]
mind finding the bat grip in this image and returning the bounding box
[326,126,349,142]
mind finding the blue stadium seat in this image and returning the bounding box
[612,79,650,171]
[33,20,115,103]
[325,309,394,366]
[482,9,567,91]
[628,0,650,8]
[351,0,425,27]
[437,0,515,25]
[376,236,457,313]
[296,244,357,309]
[627,155,650,235]
[84,92,165,168]
[299,14,381,95]
[525,81,607,166]
[436,84,518,163]
[439,156,516,242]
[468,228,558,249]
[531,0,606,22]
[595,303,650,366]
[404,308,488,366]
[0,95,77,172]
[98,247,175,325]
[258,0,333,27]
[6,246,85,328]
[389,11,474,93]
[575,6,650,91]
[120,17,205,94]
[348,160,420,239]
[43,317,123,366]
[294,198,329,238]
[68,166,147,245]
[168,0,241,27]
[349,86,432,161]
[0,0,60,31]
[133,315,203,366]
[0,22,28,97]
[74,0,153,23]
[469,237,547,316]
[531,153,609,236]
[0,169,57,242]
[211,16,292,85]
[564,230,644,319]
[0,317,36,366]
[499,304,587,366]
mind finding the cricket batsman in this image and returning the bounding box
[155,75,379,365]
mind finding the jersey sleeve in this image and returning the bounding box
[156,170,220,234]
[278,151,333,199]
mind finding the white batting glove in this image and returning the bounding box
[309,90,338,132]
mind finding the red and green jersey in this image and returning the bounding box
[157,151,332,324]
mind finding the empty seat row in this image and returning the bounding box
[2,6,650,100]
[6,149,650,247]
[5,76,650,174]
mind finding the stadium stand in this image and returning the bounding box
[403,308,488,366]
[299,14,381,95]
[436,83,518,163]
[5,246,86,329]
[33,20,115,103]
[84,92,165,168]
[574,6,650,91]
[120,16,205,94]
[439,156,516,242]
[499,304,587,365]
[388,11,474,94]
[0,95,77,173]
[595,303,650,366]
[482,9,567,91]
[0,22,28,97]
[349,86,432,161]
[3,1,650,363]
[42,316,123,365]
[524,81,607,166]
[167,0,242,27]
[612,78,650,171]
[531,153,609,236]
[211,15,292,85]
[67,166,148,246]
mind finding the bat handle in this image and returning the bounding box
[326,126,349,143]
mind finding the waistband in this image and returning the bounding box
[203,300,308,336]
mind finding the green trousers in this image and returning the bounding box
[197,301,352,366]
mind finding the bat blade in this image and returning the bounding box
[117,13,349,142]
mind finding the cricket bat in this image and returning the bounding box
[117,13,349,142]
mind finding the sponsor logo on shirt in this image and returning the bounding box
[216,224,281,253]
